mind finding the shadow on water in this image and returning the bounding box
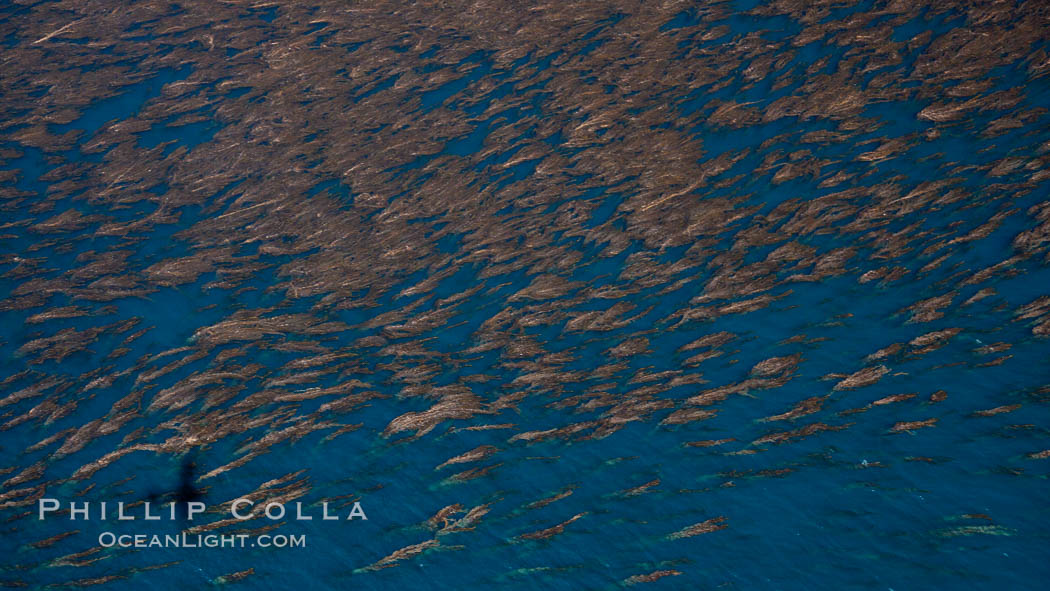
[145,456,206,527]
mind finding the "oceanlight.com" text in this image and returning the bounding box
[98,532,307,549]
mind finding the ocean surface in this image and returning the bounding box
[2,0,1049,589]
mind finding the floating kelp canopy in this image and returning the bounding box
[1,0,1049,588]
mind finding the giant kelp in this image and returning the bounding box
[1,0,1050,588]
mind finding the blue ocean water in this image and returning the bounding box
[2,1,1050,589]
